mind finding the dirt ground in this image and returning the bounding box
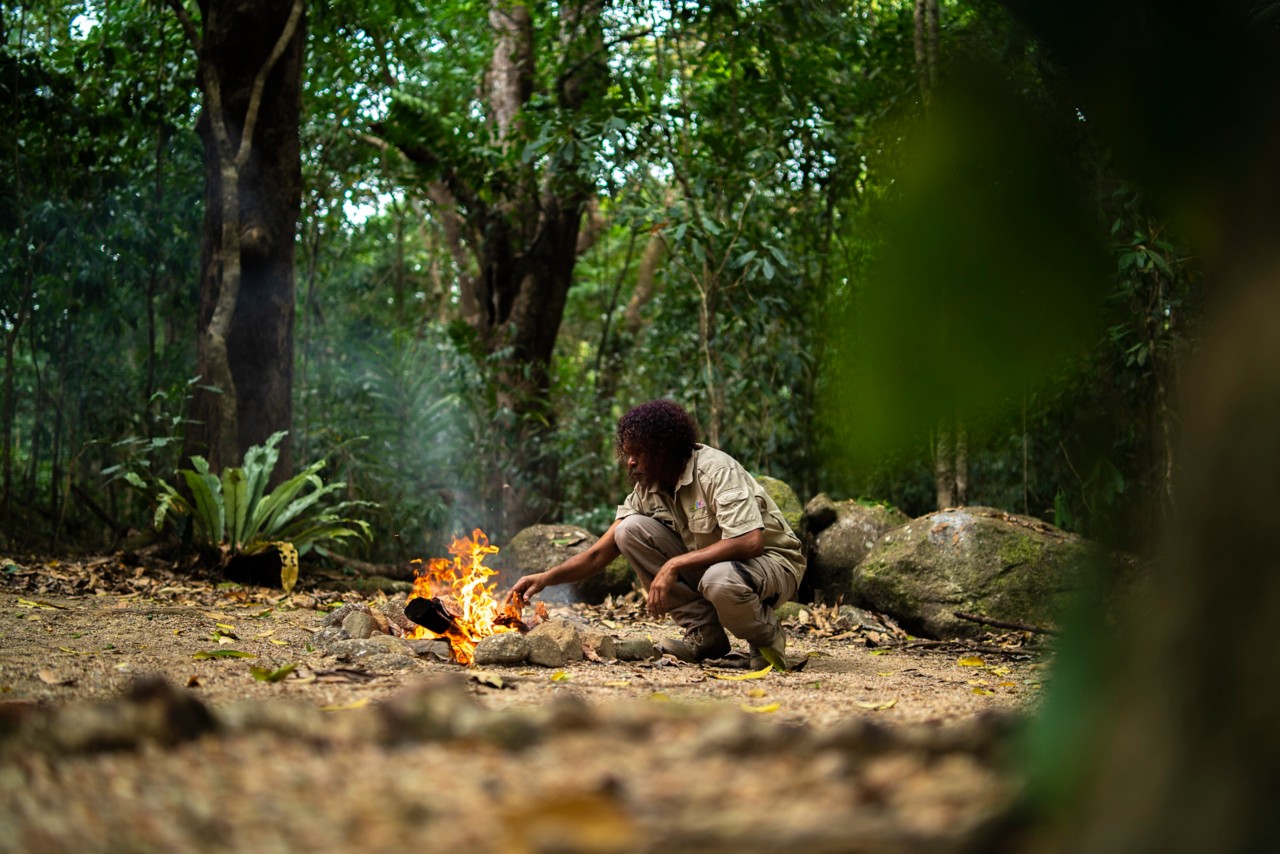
[0,553,1053,853]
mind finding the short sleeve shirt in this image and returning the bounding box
[616,444,806,579]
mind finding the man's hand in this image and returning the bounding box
[510,572,548,602]
[647,562,681,617]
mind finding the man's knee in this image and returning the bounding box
[700,561,755,606]
[613,515,646,552]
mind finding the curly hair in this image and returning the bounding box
[615,400,699,487]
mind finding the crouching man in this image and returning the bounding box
[510,399,806,669]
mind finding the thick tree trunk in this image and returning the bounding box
[180,0,304,480]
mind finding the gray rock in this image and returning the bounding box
[526,618,584,668]
[407,638,453,660]
[581,630,616,661]
[854,506,1110,637]
[312,625,349,647]
[473,631,531,665]
[341,610,378,640]
[327,635,415,660]
[807,499,910,602]
[322,601,370,628]
[377,675,482,743]
[614,636,656,661]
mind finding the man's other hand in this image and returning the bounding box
[647,565,678,617]
[510,572,548,601]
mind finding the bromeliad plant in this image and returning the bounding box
[129,432,373,591]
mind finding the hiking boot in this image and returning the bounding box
[657,623,731,663]
[749,628,787,671]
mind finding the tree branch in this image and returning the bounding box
[237,0,305,170]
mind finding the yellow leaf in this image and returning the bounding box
[998,680,1018,688]
[320,697,370,712]
[740,702,780,714]
[988,666,1011,676]
[470,671,506,689]
[603,680,631,688]
[855,697,898,711]
[276,542,299,594]
[958,656,985,667]
[269,638,289,646]
[869,649,888,656]
[216,623,236,631]
[877,671,894,677]
[17,598,62,610]
[708,665,773,681]
[649,692,671,702]
[551,671,571,682]
[972,687,995,696]
[746,687,767,698]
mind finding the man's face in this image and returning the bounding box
[622,442,658,490]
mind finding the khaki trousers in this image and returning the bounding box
[614,514,798,647]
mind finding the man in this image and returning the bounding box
[511,399,806,669]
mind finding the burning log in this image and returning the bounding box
[404,597,460,636]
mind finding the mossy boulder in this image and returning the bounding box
[803,495,910,603]
[853,506,1102,638]
[496,524,633,605]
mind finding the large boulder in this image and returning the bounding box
[853,506,1103,638]
[802,494,910,603]
[496,524,632,605]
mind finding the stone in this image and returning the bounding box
[614,636,656,661]
[853,506,1113,638]
[774,601,804,622]
[407,638,453,660]
[806,499,910,603]
[581,630,617,661]
[327,635,415,660]
[341,610,378,640]
[473,631,531,666]
[526,618,584,668]
[312,625,349,647]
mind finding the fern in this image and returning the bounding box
[145,433,375,589]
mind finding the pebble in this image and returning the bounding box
[341,611,379,640]
[614,636,656,661]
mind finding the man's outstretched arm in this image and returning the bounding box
[510,519,623,600]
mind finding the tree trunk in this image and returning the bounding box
[175,0,304,480]
[401,0,607,537]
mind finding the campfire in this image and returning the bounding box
[403,529,540,665]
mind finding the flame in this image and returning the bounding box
[405,528,522,665]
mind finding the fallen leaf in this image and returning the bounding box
[192,649,256,660]
[972,687,995,696]
[470,671,507,689]
[740,702,780,714]
[757,647,788,672]
[855,698,899,711]
[37,669,72,686]
[320,698,370,712]
[269,638,289,646]
[250,663,297,683]
[550,671,571,682]
[709,664,773,681]
[603,680,631,688]
[18,598,64,610]
[958,656,985,667]
[746,687,767,698]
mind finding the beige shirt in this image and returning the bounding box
[616,444,805,578]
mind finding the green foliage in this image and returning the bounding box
[139,432,373,583]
